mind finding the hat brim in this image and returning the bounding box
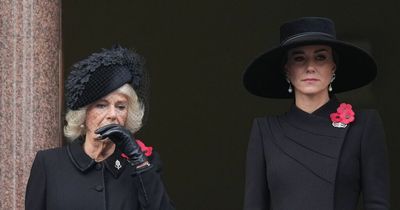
[243,38,377,98]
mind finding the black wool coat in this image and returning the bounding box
[244,98,390,210]
[25,138,175,210]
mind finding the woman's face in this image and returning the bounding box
[285,45,336,98]
[85,91,129,140]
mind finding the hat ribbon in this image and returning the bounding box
[281,32,336,46]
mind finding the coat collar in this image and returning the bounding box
[67,137,129,178]
[267,96,350,184]
[284,96,341,136]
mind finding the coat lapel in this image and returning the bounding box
[67,138,96,172]
[67,137,128,178]
[268,98,350,184]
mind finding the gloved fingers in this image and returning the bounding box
[97,127,126,141]
[97,126,138,148]
[94,124,120,135]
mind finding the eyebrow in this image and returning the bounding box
[96,99,107,103]
[314,49,328,53]
[115,101,128,104]
[95,99,127,103]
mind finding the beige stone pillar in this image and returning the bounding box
[0,0,62,209]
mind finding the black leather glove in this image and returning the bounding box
[95,124,150,170]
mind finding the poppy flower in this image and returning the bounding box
[339,110,355,124]
[136,140,153,157]
[337,103,353,113]
[330,103,355,128]
[121,139,153,159]
[330,112,343,123]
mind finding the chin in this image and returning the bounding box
[296,88,329,97]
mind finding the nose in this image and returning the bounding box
[306,60,317,73]
[106,107,117,121]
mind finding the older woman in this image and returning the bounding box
[243,17,390,210]
[25,46,175,210]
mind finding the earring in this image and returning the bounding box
[329,73,336,92]
[80,124,85,128]
[287,79,293,93]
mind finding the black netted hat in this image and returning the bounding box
[66,45,148,110]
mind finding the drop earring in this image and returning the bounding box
[287,79,293,93]
[329,73,336,92]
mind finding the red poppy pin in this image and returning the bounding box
[121,139,153,159]
[330,103,355,128]
[136,140,153,156]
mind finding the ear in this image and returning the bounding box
[331,64,336,74]
[284,64,290,77]
[285,72,291,83]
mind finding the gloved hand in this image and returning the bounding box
[95,124,150,170]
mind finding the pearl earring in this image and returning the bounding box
[329,73,336,92]
[287,79,293,93]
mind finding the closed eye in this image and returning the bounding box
[116,104,127,110]
[95,103,107,109]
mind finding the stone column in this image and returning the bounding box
[0,0,62,209]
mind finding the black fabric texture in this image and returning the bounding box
[244,98,390,209]
[25,138,175,210]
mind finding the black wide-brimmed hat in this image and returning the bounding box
[243,17,377,98]
[66,45,147,110]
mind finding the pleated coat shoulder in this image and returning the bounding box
[25,138,175,210]
[244,98,390,210]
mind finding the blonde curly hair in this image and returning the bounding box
[64,84,144,141]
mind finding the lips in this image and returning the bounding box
[302,78,320,81]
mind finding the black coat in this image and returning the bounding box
[244,98,390,210]
[25,138,175,210]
